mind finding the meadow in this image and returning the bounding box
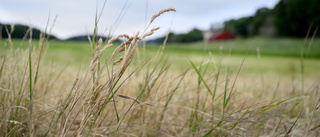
[1,10,320,136]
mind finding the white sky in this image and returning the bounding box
[0,0,279,40]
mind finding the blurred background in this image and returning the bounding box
[1,1,320,136]
[3,0,318,42]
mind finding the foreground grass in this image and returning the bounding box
[1,35,320,136]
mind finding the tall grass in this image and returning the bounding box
[1,7,320,137]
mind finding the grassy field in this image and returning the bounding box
[1,33,320,137]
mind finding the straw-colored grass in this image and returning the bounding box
[1,7,320,137]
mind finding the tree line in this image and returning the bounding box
[153,0,319,43]
[0,24,56,40]
[2,0,319,42]
[224,0,320,38]
[149,28,203,43]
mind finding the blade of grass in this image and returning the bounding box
[0,55,5,79]
[158,70,188,130]
[251,98,289,118]
[306,26,318,57]
[87,60,144,137]
[204,129,214,137]
[211,58,221,121]
[188,58,212,95]
[222,45,233,121]
[34,15,57,85]
[44,79,78,137]
[229,96,259,132]
[284,109,304,137]
[227,42,253,106]
[306,96,320,136]
[195,59,204,121]
[115,70,154,132]
[300,25,312,93]
[28,25,33,137]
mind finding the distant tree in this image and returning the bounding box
[166,32,177,43]
[150,29,203,43]
[224,17,253,38]
[251,7,272,35]
[273,0,320,37]
[176,28,203,43]
[148,32,176,43]
[224,7,276,37]
[66,35,113,42]
[0,23,56,39]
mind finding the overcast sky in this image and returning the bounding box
[0,0,279,40]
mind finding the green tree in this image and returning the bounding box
[273,0,320,37]
[176,28,203,43]
[224,17,253,38]
[152,28,203,43]
[251,7,272,35]
[1,23,56,39]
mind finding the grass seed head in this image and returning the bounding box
[143,32,153,39]
[143,27,160,39]
[108,37,119,44]
[151,27,160,32]
[91,61,99,71]
[96,38,103,51]
[119,34,130,39]
[113,56,124,65]
[100,44,113,53]
[150,8,176,23]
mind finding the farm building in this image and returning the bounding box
[203,30,236,42]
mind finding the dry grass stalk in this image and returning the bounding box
[116,94,152,106]
[1,7,319,136]
[150,8,176,24]
[96,38,103,51]
[90,38,103,71]
[110,37,134,62]
[143,27,160,39]
[113,56,124,65]
[92,38,103,63]
[108,37,119,44]
[108,34,130,43]
[0,7,185,137]
[100,44,113,53]
[151,26,161,32]
[72,20,160,134]
[118,34,130,39]
[91,61,99,71]
[137,37,143,42]
[117,32,140,77]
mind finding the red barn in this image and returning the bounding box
[209,31,236,41]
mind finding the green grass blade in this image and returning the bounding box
[252,99,289,118]
[28,30,33,137]
[188,58,212,95]
[204,129,214,137]
[284,109,304,136]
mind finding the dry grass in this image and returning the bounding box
[1,7,320,137]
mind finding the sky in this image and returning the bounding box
[0,0,280,40]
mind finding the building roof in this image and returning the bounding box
[209,31,236,41]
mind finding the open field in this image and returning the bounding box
[1,37,320,136]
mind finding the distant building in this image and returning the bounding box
[203,30,236,42]
[258,16,276,36]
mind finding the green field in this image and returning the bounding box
[4,36,320,64]
[1,37,320,136]
[7,37,319,79]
